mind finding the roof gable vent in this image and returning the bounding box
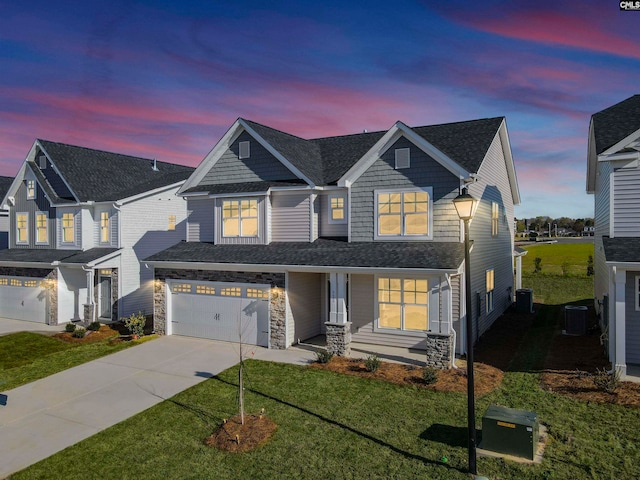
[239,141,250,159]
[39,155,47,169]
[395,148,410,169]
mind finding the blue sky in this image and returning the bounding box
[1,0,638,218]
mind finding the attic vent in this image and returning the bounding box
[152,158,159,171]
[395,148,410,169]
[39,155,47,169]
[239,141,250,159]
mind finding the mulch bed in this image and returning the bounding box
[53,325,120,344]
[205,414,277,453]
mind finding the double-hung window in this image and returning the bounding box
[26,180,35,199]
[36,212,48,244]
[62,213,74,243]
[486,269,495,313]
[491,202,499,236]
[100,211,110,243]
[328,194,347,224]
[378,277,429,332]
[376,188,431,239]
[222,198,258,237]
[16,213,28,244]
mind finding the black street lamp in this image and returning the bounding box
[453,187,479,476]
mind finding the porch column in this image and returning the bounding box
[613,268,627,377]
[83,268,95,325]
[515,255,523,291]
[325,272,351,356]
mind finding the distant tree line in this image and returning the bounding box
[515,216,594,236]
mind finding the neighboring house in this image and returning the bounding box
[587,94,640,378]
[0,176,12,249]
[146,117,520,367]
[0,140,194,325]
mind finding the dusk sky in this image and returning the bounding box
[1,0,638,219]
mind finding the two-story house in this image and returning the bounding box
[146,117,520,367]
[0,176,12,249]
[587,94,640,378]
[0,140,193,326]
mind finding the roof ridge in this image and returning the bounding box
[240,118,311,143]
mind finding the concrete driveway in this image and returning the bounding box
[0,335,316,478]
[0,317,63,336]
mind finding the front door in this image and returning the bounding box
[99,275,112,319]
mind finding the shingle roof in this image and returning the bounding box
[37,140,195,202]
[603,236,640,263]
[182,180,307,195]
[145,238,465,270]
[0,176,13,202]
[0,247,120,265]
[592,95,640,155]
[242,117,504,186]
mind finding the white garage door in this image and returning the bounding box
[168,281,270,347]
[0,276,48,323]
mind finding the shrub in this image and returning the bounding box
[587,255,594,276]
[122,312,146,337]
[72,327,86,338]
[364,354,381,372]
[534,257,542,274]
[87,321,101,331]
[593,367,621,394]
[65,323,77,333]
[315,349,333,364]
[422,367,439,385]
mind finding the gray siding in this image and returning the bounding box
[271,193,311,242]
[10,180,56,249]
[0,213,7,249]
[625,271,640,364]
[215,196,266,245]
[350,137,460,242]
[613,167,640,237]
[450,274,463,354]
[187,198,214,242]
[288,272,322,342]
[467,133,515,342]
[93,207,119,247]
[318,192,348,238]
[201,131,295,185]
[594,159,612,305]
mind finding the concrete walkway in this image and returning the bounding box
[0,335,316,478]
[0,317,63,336]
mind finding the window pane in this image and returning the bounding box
[379,214,401,235]
[405,213,428,235]
[222,201,238,219]
[405,305,428,330]
[379,303,401,328]
[332,209,344,220]
[242,218,258,236]
[223,218,239,236]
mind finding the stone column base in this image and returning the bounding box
[325,322,352,356]
[425,333,454,369]
[83,304,95,326]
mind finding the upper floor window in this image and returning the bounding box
[222,198,258,237]
[100,211,110,243]
[328,194,347,224]
[486,269,495,313]
[16,213,28,244]
[62,213,74,243]
[378,277,428,332]
[26,180,35,199]
[239,141,250,159]
[36,212,48,244]
[491,202,499,236]
[375,188,432,239]
[168,215,176,231]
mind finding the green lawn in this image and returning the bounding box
[521,242,594,276]
[0,331,151,391]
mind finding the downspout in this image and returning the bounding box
[444,273,458,369]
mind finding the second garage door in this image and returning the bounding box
[0,276,48,323]
[168,281,270,347]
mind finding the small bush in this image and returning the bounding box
[534,257,542,274]
[587,255,594,276]
[364,354,381,372]
[65,323,77,333]
[422,367,439,385]
[593,367,621,394]
[315,349,333,364]
[122,311,146,337]
[87,321,101,331]
[72,327,86,338]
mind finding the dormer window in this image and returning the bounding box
[26,180,35,199]
[239,141,250,159]
[328,194,347,224]
[395,148,410,169]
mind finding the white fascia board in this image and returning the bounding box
[239,119,315,187]
[37,140,80,203]
[117,180,185,205]
[85,250,123,268]
[338,121,469,187]
[602,126,640,156]
[0,261,55,268]
[598,151,640,163]
[178,119,245,194]
[208,191,268,199]
[146,260,460,275]
[605,260,640,268]
[268,186,313,195]
[497,119,521,205]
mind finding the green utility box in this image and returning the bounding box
[481,405,539,460]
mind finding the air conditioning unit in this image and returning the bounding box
[564,305,588,335]
[515,288,533,313]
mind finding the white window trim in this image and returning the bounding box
[35,211,48,245]
[168,214,176,231]
[61,212,75,244]
[99,210,110,244]
[491,202,499,237]
[486,269,495,314]
[239,141,250,159]
[327,193,347,225]
[395,148,410,169]
[636,276,640,311]
[373,187,433,241]
[373,274,431,336]
[26,180,35,200]
[221,197,260,238]
[16,212,28,244]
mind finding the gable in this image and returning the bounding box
[199,131,300,186]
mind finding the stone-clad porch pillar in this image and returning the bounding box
[325,272,351,356]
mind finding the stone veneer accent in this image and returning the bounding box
[83,303,94,324]
[424,333,454,369]
[111,268,119,322]
[0,267,58,325]
[325,322,352,356]
[153,268,286,348]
